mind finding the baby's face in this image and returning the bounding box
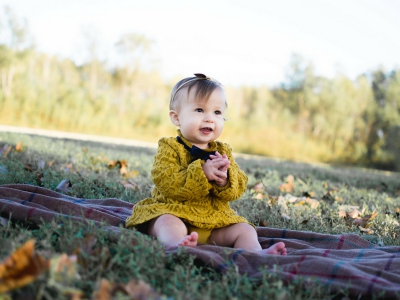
[171,87,226,149]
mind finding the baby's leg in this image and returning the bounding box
[209,223,287,256]
[147,214,198,249]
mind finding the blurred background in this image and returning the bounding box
[0,0,399,170]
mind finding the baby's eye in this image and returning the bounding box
[215,110,222,115]
[195,108,203,113]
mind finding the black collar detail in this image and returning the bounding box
[176,136,216,161]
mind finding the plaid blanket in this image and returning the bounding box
[1,184,399,298]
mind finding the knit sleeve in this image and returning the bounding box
[151,139,212,201]
[210,144,248,201]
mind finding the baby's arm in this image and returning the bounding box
[208,145,248,201]
[152,139,212,200]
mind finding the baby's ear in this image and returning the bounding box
[169,110,180,126]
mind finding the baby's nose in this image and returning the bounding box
[204,114,214,122]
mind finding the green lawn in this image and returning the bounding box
[1,131,400,299]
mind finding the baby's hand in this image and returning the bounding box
[209,151,230,172]
[203,151,230,186]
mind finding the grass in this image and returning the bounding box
[1,131,400,299]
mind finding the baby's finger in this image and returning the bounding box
[215,170,228,179]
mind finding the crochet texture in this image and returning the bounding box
[126,132,249,229]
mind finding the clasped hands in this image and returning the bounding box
[202,151,230,187]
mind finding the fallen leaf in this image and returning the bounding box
[1,145,11,158]
[36,172,44,185]
[251,182,264,193]
[49,254,83,299]
[49,254,79,284]
[289,197,320,209]
[92,279,112,300]
[280,175,295,193]
[253,193,263,200]
[359,227,374,234]
[73,235,110,271]
[352,212,378,228]
[122,180,139,191]
[301,219,309,225]
[119,160,128,175]
[338,205,361,219]
[38,159,45,170]
[268,196,278,207]
[302,191,315,198]
[108,160,131,176]
[56,179,72,193]
[124,280,162,300]
[92,279,162,300]
[321,193,335,204]
[64,163,73,173]
[76,234,98,254]
[124,169,139,179]
[281,213,291,221]
[24,164,33,172]
[15,142,23,152]
[0,240,49,293]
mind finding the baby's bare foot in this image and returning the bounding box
[178,232,198,247]
[259,242,287,256]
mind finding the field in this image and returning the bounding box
[1,131,400,299]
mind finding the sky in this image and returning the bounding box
[1,0,400,87]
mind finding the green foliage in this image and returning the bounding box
[1,7,400,171]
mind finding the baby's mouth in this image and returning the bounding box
[200,127,213,133]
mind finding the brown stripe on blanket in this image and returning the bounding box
[1,184,400,298]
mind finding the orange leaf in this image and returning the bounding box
[124,280,161,299]
[280,182,294,193]
[280,175,295,192]
[352,212,378,228]
[107,160,118,169]
[92,279,162,300]
[73,235,110,271]
[15,142,23,152]
[124,169,139,179]
[92,279,112,300]
[0,240,49,293]
[49,254,79,285]
[119,160,128,175]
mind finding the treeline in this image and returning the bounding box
[0,7,399,171]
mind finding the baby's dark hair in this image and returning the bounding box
[169,74,225,110]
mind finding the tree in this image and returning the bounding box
[0,6,31,98]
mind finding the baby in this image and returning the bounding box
[126,74,286,255]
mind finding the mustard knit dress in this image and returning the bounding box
[125,131,250,230]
